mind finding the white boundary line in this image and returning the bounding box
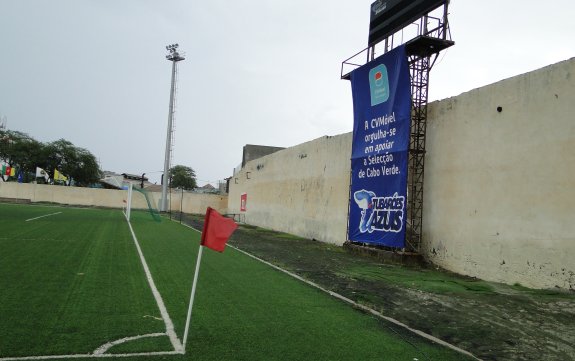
[2,216,480,360]
[229,245,482,361]
[124,216,184,353]
[0,351,183,361]
[0,211,185,360]
[179,221,481,361]
[25,212,62,222]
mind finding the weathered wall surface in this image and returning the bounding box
[422,58,575,290]
[228,134,351,245]
[0,182,228,214]
[168,190,228,215]
[228,58,575,290]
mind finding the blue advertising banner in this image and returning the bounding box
[348,45,411,248]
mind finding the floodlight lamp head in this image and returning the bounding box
[165,43,185,61]
[166,44,179,54]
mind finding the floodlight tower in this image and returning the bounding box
[161,44,185,212]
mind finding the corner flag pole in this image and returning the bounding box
[182,244,204,350]
[181,207,237,352]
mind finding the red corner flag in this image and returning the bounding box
[182,208,238,349]
[201,207,238,252]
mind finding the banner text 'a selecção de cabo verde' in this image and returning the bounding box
[348,45,411,248]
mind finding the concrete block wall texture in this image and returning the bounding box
[423,58,575,290]
[228,57,575,290]
[228,134,352,245]
[0,182,228,215]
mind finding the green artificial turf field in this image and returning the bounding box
[0,203,473,360]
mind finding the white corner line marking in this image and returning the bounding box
[25,212,62,222]
[125,217,184,353]
[93,333,167,355]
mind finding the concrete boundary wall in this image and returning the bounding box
[228,134,351,245]
[422,58,575,290]
[228,58,575,290]
[0,182,227,215]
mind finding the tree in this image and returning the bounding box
[43,139,101,186]
[71,148,101,186]
[169,165,197,190]
[0,130,44,182]
[0,130,101,186]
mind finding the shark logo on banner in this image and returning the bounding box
[348,45,411,248]
[353,189,405,234]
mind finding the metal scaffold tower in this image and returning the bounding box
[403,8,453,252]
[406,52,432,252]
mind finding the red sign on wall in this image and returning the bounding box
[240,193,247,212]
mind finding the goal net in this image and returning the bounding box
[124,184,162,222]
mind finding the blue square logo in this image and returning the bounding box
[369,64,389,106]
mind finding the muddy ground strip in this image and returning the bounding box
[181,214,575,361]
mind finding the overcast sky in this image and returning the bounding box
[1,0,573,185]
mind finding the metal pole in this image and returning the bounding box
[126,183,133,222]
[161,60,177,212]
[180,187,184,224]
[442,2,449,40]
